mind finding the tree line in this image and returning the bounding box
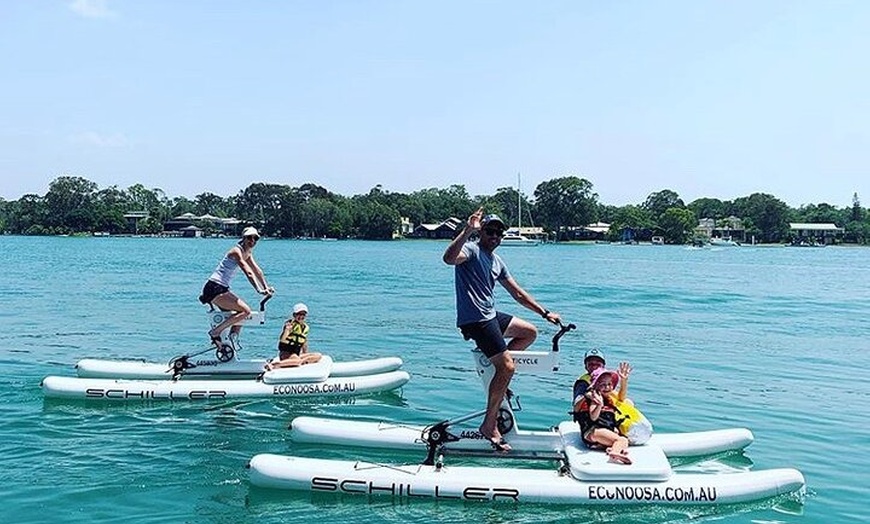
[1,175,868,244]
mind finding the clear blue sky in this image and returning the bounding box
[2,1,867,207]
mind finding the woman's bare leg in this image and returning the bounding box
[208,292,252,340]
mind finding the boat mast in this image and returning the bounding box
[517,172,521,231]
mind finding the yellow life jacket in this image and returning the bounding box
[279,320,308,347]
[610,396,653,444]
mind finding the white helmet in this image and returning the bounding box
[292,302,308,314]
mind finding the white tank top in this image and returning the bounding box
[209,252,239,286]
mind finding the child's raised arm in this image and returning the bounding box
[616,361,632,402]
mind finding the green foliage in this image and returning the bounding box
[44,176,99,231]
[687,197,728,220]
[658,207,697,244]
[351,197,400,239]
[732,193,791,243]
[794,203,847,225]
[844,220,870,244]
[643,189,685,220]
[2,175,868,245]
[533,176,598,238]
[606,205,654,241]
[851,193,863,222]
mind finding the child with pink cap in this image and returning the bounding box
[572,363,634,464]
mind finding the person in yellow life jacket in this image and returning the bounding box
[572,360,653,449]
[573,368,632,464]
[572,348,606,401]
[267,302,322,369]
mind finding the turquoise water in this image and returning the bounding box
[2,237,869,523]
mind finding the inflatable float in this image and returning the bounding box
[42,355,409,400]
[249,421,804,505]
[44,295,410,400]
[250,322,804,505]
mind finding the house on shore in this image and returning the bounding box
[393,217,414,239]
[695,217,746,243]
[163,213,242,236]
[571,221,610,241]
[409,217,462,239]
[789,223,844,246]
[123,211,149,234]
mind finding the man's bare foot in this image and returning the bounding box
[479,425,511,452]
[488,436,511,452]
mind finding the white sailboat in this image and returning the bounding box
[501,174,541,246]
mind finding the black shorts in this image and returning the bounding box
[278,342,302,358]
[459,312,513,358]
[575,410,619,448]
[199,280,229,305]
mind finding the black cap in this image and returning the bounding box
[481,214,506,229]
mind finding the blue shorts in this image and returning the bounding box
[459,312,513,358]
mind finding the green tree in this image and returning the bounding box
[194,192,232,217]
[643,189,685,221]
[127,184,157,210]
[169,196,196,218]
[533,176,598,238]
[7,194,48,234]
[94,186,131,233]
[658,207,697,244]
[235,183,293,236]
[45,176,100,232]
[606,205,654,242]
[795,203,847,225]
[0,198,8,232]
[352,198,400,239]
[687,197,728,220]
[486,186,535,229]
[299,198,338,237]
[732,193,790,243]
[596,204,620,224]
[851,193,863,222]
[327,198,354,238]
[298,183,332,202]
[844,220,870,244]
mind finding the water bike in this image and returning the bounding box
[249,321,805,505]
[41,295,410,400]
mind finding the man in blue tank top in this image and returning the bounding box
[443,208,560,452]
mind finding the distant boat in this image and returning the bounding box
[710,236,741,247]
[790,240,826,248]
[500,229,540,246]
[651,236,664,245]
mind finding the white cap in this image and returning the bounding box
[242,226,260,238]
[292,302,308,314]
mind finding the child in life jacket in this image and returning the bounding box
[572,348,606,401]
[573,367,633,464]
[267,302,322,370]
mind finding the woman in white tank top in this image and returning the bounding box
[202,226,274,348]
